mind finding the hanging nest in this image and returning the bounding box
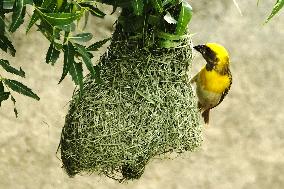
[59,25,202,181]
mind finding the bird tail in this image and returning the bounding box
[202,109,210,125]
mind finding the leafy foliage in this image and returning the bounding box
[79,3,106,18]
[0,35,16,56]
[0,59,38,116]
[86,37,110,51]
[9,0,26,33]
[0,0,109,115]
[46,42,60,65]
[0,0,203,117]
[37,11,83,26]
[0,59,25,77]
[266,0,284,22]
[0,81,10,107]
[132,0,144,15]
[0,0,281,116]
[176,1,192,35]
[59,42,75,84]
[74,43,96,79]
[151,0,163,13]
[3,79,40,101]
[69,33,93,43]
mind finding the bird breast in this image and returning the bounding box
[199,68,231,94]
[196,84,222,110]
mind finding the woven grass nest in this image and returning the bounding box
[59,26,202,181]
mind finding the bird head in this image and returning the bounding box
[194,43,230,72]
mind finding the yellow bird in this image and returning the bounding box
[191,43,232,124]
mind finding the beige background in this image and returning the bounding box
[1,0,284,188]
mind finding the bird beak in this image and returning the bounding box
[193,45,206,54]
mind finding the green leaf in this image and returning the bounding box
[41,0,53,8]
[148,15,160,25]
[39,11,83,26]
[26,10,40,33]
[86,38,110,51]
[119,15,145,32]
[69,61,83,91]
[83,11,89,30]
[0,92,10,101]
[132,0,144,15]
[0,92,10,106]
[266,0,284,23]
[40,0,57,12]
[157,32,187,40]
[10,95,18,117]
[11,95,16,104]
[151,0,163,13]
[0,35,16,56]
[88,6,106,18]
[4,79,40,100]
[9,0,26,32]
[74,43,96,78]
[55,23,76,32]
[35,23,53,41]
[0,59,25,77]
[93,65,102,84]
[14,106,18,117]
[176,1,192,35]
[69,33,93,43]
[56,0,64,10]
[0,91,10,100]
[24,0,33,5]
[46,42,60,65]
[0,80,10,107]
[52,27,61,40]
[100,0,132,8]
[79,3,106,18]
[59,42,74,83]
[162,0,176,6]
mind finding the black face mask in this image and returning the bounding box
[206,62,215,71]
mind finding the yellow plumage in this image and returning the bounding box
[199,67,231,93]
[191,43,232,125]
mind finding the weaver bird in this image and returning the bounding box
[191,43,232,124]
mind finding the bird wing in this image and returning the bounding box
[211,72,232,109]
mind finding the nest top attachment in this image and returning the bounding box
[59,28,202,181]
